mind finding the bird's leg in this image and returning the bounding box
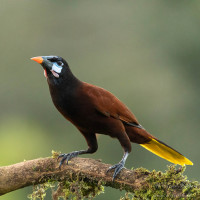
[106,128,131,181]
[107,151,129,181]
[58,132,98,169]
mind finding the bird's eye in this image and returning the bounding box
[57,61,63,66]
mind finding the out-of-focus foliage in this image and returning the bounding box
[0,1,199,199]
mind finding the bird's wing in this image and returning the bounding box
[82,82,141,127]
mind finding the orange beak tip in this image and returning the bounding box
[31,56,43,64]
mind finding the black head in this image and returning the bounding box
[31,55,69,79]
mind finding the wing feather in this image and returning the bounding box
[82,82,141,126]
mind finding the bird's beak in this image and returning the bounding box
[31,56,44,64]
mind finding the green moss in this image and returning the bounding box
[27,182,56,200]
[28,176,104,200]
[62,178,104,199]
[134,167,151,175]
[121,165,200,200]
[51,150,60,158]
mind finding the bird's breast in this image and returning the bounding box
[48,84,118,134]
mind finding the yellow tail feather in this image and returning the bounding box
[140,138,193,165]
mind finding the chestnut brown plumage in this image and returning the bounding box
[31,55,193,180]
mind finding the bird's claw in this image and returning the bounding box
[57,153,66,161]
[106,162,125,181]
[57,151,79,169]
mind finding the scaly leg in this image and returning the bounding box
[58,132,98,169]
[107,151,129,181]
[106,124,131,181]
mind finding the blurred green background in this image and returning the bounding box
[0,0,199,199]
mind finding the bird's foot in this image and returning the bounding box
[57,151,80,169]
[106,161,125,181]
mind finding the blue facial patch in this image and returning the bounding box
[52,62,62,73]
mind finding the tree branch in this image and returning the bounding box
[0,157,144,195]
[0,156,199,199]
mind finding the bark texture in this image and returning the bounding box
[0,157,199,199]
[0,157,147,196]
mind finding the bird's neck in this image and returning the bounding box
[47,68,82,118]
[47,67,82,105]
[62,68,81,88]
[48,67,81,89]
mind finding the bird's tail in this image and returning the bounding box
[140,138,193,165]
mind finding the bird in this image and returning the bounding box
[31,55,193,181]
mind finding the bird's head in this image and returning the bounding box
[31,55,68,79]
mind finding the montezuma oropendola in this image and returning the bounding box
[31,55,193,180]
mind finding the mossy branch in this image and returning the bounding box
[0,153,199,199]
